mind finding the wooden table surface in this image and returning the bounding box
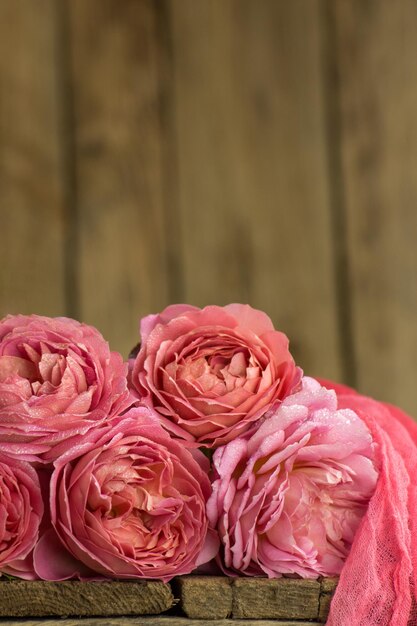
[0,576,337,625]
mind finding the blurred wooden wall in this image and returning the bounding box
[1,0,417,416]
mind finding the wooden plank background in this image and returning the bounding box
[0,576,337,622]
[0,0,416,417]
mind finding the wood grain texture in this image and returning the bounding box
[332,0,417,415]
[68,0,171,357]
[174,576,335,620]
[0,0,66,318]
[318,576,338,622]
[0,577,337,620]
[169,0,342,380]
[232,577,320,620]
[174,576,232,619]
[1,616,320,626]
[0,581,173,617]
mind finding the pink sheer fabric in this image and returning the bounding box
[318,379,417,625]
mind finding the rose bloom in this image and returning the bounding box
[0,453,43,579]
[33,408,218,582]
[207,377,378,578]
[129,304,301,448]
[0,315,131,464]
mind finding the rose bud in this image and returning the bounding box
[0,314,132,464]
[33,407,218,582]
[207,377,378,578]
[0,453,44,579]
[129,303,301,448]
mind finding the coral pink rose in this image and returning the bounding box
[207,377,378,578]
[0,315,131,464]
[0,453,43,579]
[129,304,301,448]
[34,408,218,582]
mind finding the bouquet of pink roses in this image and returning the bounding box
[0,305,416,626]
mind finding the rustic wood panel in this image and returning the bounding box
[174,576,233,619]
[68,0,171,357]
[0,0,66,318]
[0,577,336,621]
[174,576,334,622]
[0,581,173,617]
[232,578,320,620]
[0,615,326,625]
[2,0,417,406]
[331,0,417,415]
[169,0,342,380]
[318,577,338,622]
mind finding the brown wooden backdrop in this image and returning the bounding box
[1,0,416,417]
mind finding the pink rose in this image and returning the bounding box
[207,377,378,578]
[0,315,131,464]
[129,304,301,448]
[0,453,43,579]
[34,408,218,582]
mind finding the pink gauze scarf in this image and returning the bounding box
[318,379,417,626]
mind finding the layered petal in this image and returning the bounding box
[0,315,132,464]
[208,377,378,578]
[0,453,43,578]
[129,304,301,448]
[34,407,217,582]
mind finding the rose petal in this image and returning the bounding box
[130,304,300,448]
[208,377,378,578]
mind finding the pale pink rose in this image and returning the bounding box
[129,304,301,448]
[33,407,218,582]
[0,453,44,579]
[207,377,378,578]
[0,315,132,464]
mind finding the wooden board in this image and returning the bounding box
[0,576,337,621]
[318,577,338,622]
[0,0,66,318]
[2,0,417,412]
[331,0,417,416]
[175,575,336,622]
[169,0,343,381]
[232,578,321,620]
[1,617,320,626]
[0,580,173,617]
[68,0,171,357]
[174,576,233,619]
